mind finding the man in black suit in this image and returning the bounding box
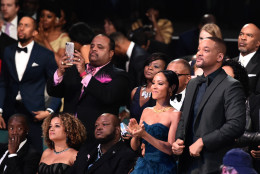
[233,23,260,94]
[68,113,137,174]
[167,59,191,111]
[172,37,246,174]
[110,32,150,90]
[0,12,16,80]
[0,114,40,174]
[0,16,60,152]
[47,34,130,142]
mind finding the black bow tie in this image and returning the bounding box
[16,46,28,53]
[175,93,182,102]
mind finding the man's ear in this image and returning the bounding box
[217,52,224,62]
[32,30,38,37]
[109,50,114,59]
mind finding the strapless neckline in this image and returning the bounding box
[143,121,169,129]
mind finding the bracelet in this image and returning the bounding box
[80,71,87,77]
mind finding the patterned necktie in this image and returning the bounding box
[87,65,97,75]
[5,22,11,36]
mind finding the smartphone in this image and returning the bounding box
[65,42,74,65]
[120,122,130,137]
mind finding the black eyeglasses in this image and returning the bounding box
[176,73,190,77]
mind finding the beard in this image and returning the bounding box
[96,129,116,144]
[18,37,31,44]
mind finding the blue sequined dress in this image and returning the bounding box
[131,121,177,174]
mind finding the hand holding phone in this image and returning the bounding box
[65,42,74,65]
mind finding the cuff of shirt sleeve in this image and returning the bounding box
[81,73,92,87]
[46,108,54,114]
[0,108,3,114]
[54,70,63,85]
[8,154,17,158]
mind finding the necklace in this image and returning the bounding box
[152,106,172,113]
[141,87,151,99]
[54,147,70,154]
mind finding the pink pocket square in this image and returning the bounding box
[95,74,112,83]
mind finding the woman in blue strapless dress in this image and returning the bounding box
[38,113,86,174]
[130,53,168,123]
[128,70,181,174]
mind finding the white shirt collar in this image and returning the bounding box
[9,15,18,27]
[238,51,256,67]
[17,139,27,152]
[126,41,135,59]
[18,40,34,51]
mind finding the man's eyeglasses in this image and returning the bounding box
[176,73,190,77]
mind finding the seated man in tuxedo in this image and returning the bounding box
[233,23,260,94]
[68,113,137,174]
[167,59,191,111]
[0,114,40,174]
[47,34,130,143]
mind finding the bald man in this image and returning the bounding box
[233,23,260,94]
[167,59,191,111]
[68,113,137,174]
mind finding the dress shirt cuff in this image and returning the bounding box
[81,74,92,87]
[46,108,54,114]
[0,108,3,114]
[8,154,17,158]
[54,70,63,85]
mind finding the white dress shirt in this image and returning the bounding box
[238,51,256,67]
[15,41,34,100]
[125,41,135,72]
[1,15,18,40]
[170,89,186,111]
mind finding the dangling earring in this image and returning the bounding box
[169,91,173,97]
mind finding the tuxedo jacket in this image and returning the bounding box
[233,51,260,94]
[67,140,137,174]
[128,44,150,90]
[0,42,60,120]
[0,141,41,174]
[176,70,246,174]
[47,63,130,140]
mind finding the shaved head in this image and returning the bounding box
[238,23,260,56]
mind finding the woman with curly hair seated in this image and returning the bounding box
[38,113,87,174]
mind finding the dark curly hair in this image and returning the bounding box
[42,113,87,150]
[156,70,179,101]
[222,59,249,97]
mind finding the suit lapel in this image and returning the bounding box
[246,53,260,73]
[79,63,113,102]
[7,45,19,82]
[21,43,37,82]
[86,141,122,174]
[182,78,200,129]
[194,70,227,128]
